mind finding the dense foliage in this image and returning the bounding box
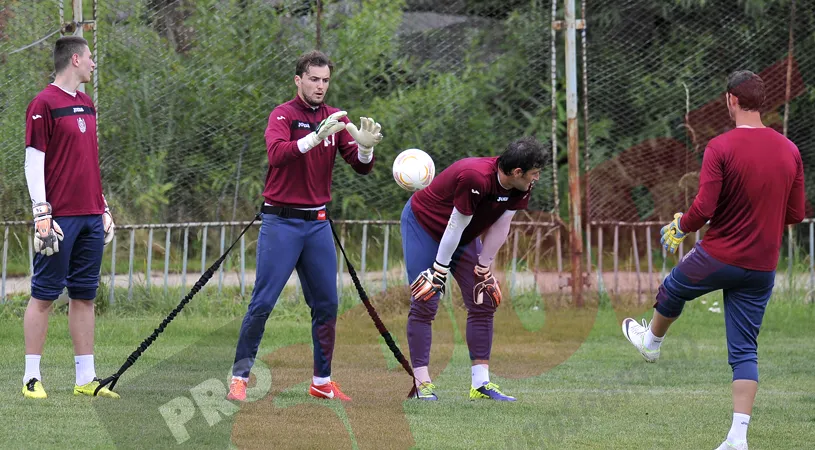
[1,0,813,223]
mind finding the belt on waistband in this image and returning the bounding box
[261,205,327,221]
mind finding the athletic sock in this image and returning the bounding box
[644,328,664,351]
[75,354,96,386]
[726,413,750,444]
[414,366,431,388]
[24,354,42,384]
[471,364,489,388]
[313,376,331,386]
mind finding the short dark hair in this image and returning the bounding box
[727,70,765,112]
[295,50,333,77]
[54,36,88,74]
[497,137,549,174]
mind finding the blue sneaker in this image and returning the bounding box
[469,382,516,401]
[413,382,438,401]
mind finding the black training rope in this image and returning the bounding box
[327,218,419,398]
[94,213,261,395]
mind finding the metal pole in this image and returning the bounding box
[361,223,368,286]
[164,228,171,295]
[382,225,389,293]
[632,228,641,303]
[809,222,814,303]
[511,229,519,298]
[1,227,8,302]
[73,0,85,94]
[127,229,135,301]
[788,227,794,293]
[535,228,542,294]
[613,225,619,295]
[580,0,590,221]
[219,226,225,294]
[646,226,654,297]
[182,227,189,291]
[109,233,116,304]
[565,0,583,307]
[551,0,559,220]
[240,235,246,296]
[146,228,153,290]
[597,226,604,293]
[201,225,208,277]
[586,224,592,279]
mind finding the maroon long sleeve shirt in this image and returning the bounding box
[262,96,374,208]
[681,127,805,271]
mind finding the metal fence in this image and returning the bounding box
[4,1,815,306]
[0,219,562,303]
[3,219,814,304]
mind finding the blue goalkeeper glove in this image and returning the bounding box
[660,212,687,254]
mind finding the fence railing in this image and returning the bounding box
[2,219,813,303]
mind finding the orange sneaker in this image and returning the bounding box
[309,381,351,401]
[227,378,247,401]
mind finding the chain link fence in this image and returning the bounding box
[1,0,555,224]
[586,0,815,224]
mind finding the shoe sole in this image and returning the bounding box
[622,319,659,363]
[22,393,47,399]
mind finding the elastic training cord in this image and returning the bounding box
[327,218,419,398]
[94,213,261,395]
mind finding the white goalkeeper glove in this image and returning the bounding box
[103,205,115,245]
[299,110,348,152]
[346,116,383,163]
[32,202,63,256]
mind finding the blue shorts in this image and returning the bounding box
[655,242,775,381]
[31,215,105,301]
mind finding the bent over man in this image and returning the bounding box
[401,137,546,401]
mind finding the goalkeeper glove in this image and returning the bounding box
[346,116,382,162]
[300,110,348,151]
[660,212,687,254]
[410,261,449,302]
[32,202,63,256]
[103,205,115,245]
[473,264,502,307]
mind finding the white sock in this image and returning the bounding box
[471,364,489,388]
[312,376,331,386]
[24,354,42,384]
[726,413,750,444]
[75,354,96,386]
[644,328,664,351]
[232,376,249,383]
[414,366,431,388]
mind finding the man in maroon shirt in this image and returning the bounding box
[22,36,118,400]
[402,137,546,401]
[622,71,805,450]
[227,50,382,402]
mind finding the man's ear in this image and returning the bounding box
[294,75,301,87]
[512,168,524,177]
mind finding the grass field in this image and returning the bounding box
[0,289,813,449]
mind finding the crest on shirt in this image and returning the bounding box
[77,117,86,133]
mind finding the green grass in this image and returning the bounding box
[0,290,813,449]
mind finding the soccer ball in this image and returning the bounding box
[392,148,435,192]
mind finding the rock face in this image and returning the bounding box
[397,11,503,68]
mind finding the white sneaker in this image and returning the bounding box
[621,318,660,362]
[715,440,747,450]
